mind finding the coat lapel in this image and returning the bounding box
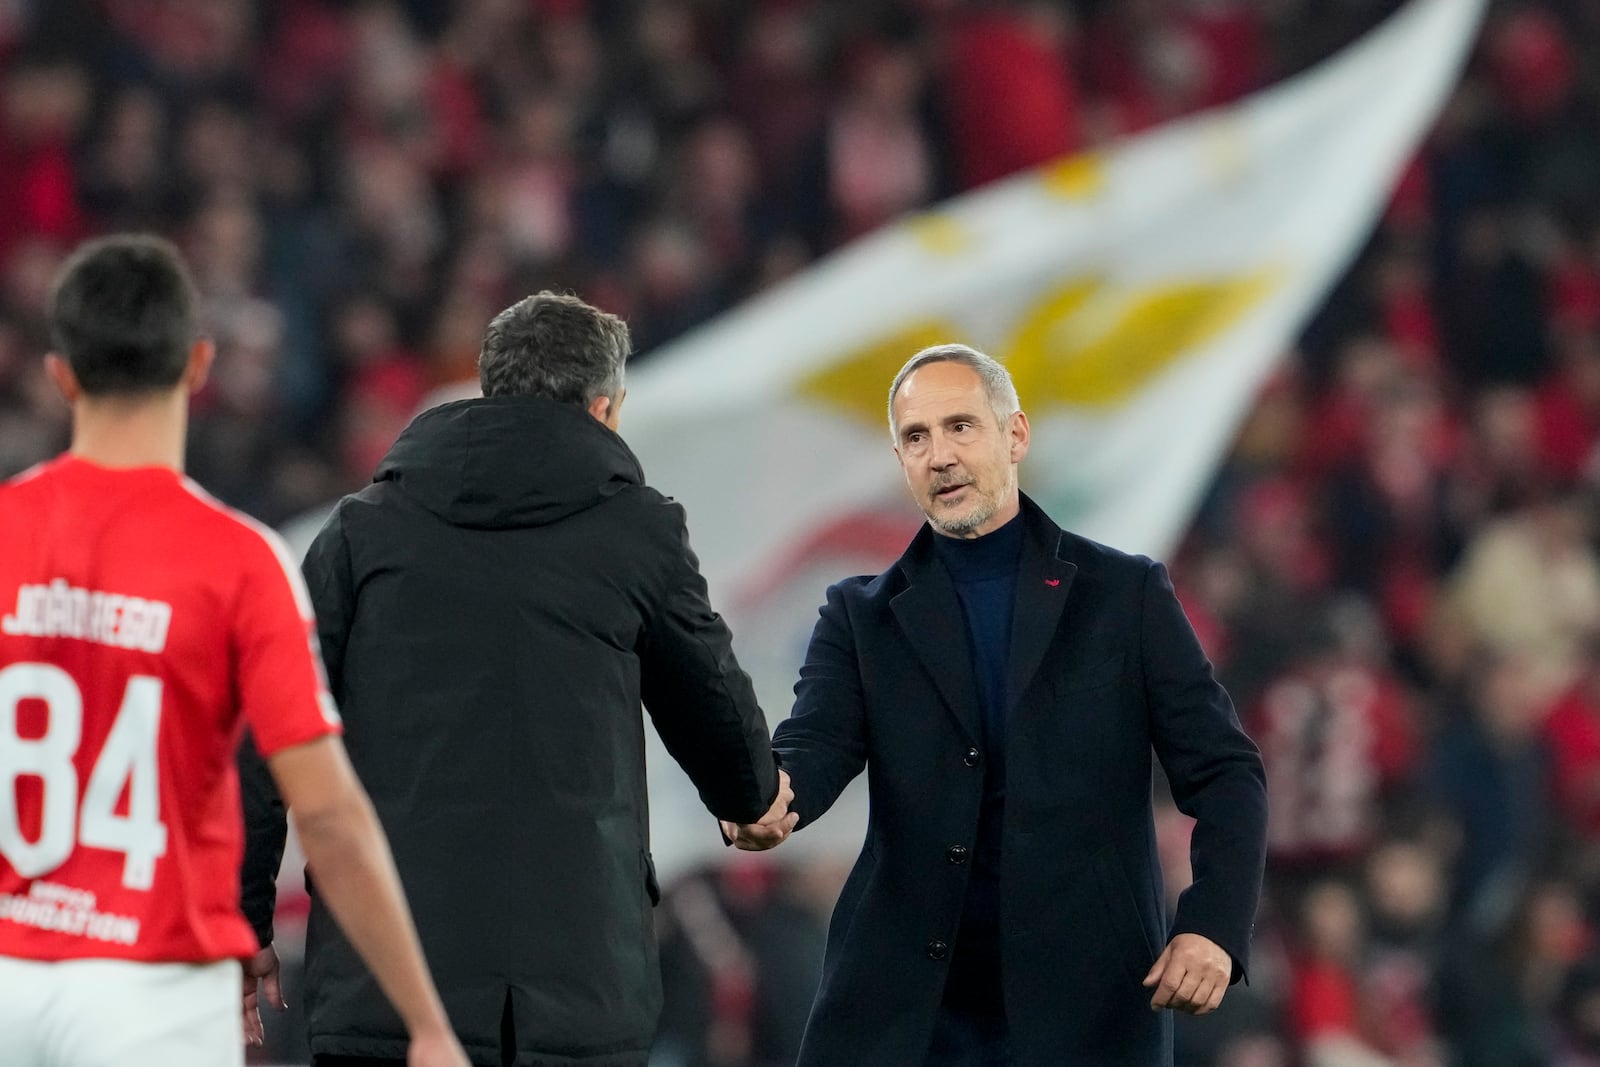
[890,529,983,747]
[1006,499,1075,714]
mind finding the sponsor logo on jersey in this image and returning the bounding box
[0,880,141,945]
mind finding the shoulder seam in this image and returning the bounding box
[178,479,314,616]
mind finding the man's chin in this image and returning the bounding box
[926,504,992,537]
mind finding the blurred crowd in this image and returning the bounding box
[4,0,1600,1065]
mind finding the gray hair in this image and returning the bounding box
[886,343,1020,439]
[478,291,629,405]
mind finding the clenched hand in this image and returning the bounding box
[1143,932,1233,1015]
[719,770,798,850]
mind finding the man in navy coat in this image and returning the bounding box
[726,344,1268,1065]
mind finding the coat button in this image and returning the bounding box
[926,939,949,961]
[962,747,981,767]
[946,845,969,865]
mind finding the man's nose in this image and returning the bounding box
[928,434,957,469]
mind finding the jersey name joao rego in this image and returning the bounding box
[0,456,340,963]
[3,578,173,653]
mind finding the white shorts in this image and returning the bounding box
[0,954,242,1067]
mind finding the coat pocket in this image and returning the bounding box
[1088,843,1158,987]
[642,850,661,906]
[1060,651,1125,695]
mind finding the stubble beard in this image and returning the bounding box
[924,461,1019,538]
[927,486,999,537]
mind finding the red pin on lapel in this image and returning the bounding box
[1044,578,1061,587]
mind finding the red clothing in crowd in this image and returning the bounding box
[1290,957,1364,1043]
[942,11,1079,190]
[1256,663,1417,866]
[0,134,85,260]
[1546,681,1600,838]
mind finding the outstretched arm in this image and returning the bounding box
[638,502,780,824]
[771,582,870,830]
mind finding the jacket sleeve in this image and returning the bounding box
[772,581,869,831]
[1141,560,1267,983]
[237,729,286,947]
[638,502,779,825]
[237,505,355,946]
[300,502,355,700]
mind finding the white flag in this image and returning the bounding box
[621,0,1486,872]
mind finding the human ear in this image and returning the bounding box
[43,354,81,405]
[1009,409,1031,462]
[184,338,216,394]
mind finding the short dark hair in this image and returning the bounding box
[477,291,630,405]
[48,234,199,395]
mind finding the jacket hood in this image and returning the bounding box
[373,396,644,529]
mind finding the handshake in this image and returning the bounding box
[720,769,799,850]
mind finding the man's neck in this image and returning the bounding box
[69,391,188,471]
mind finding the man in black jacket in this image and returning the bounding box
[241,292,787,1067]
[726,344,1267,1066]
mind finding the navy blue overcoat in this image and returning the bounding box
[774,494,1267,1066]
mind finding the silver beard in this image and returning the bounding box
[927,492,998,538]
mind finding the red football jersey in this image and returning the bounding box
[0,455,340,963]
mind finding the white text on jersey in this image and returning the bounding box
[0,880,141,945]
[2,580,172,654]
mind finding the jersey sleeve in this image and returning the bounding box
[233,525,343,757]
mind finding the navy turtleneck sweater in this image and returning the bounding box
[930,510,1023,1017]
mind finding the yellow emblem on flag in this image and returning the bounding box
[799,269,1283,424]
[907,214,975,256]
[798,321,960,430]
[1005,268,1283,409]
[1039,154,1107,201]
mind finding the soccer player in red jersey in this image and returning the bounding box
[0,235,469,1067]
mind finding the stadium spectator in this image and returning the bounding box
[1445,489,1600,698]
[1435,878,1596,1067]
[1426,651,1555,933]
[1253,604,1419,880]
[1544,639,1600,842]
[1285,879,1377,1062]
[654,859,829,1067]
[1322,375,1460,650]
[941,3,1080,190]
